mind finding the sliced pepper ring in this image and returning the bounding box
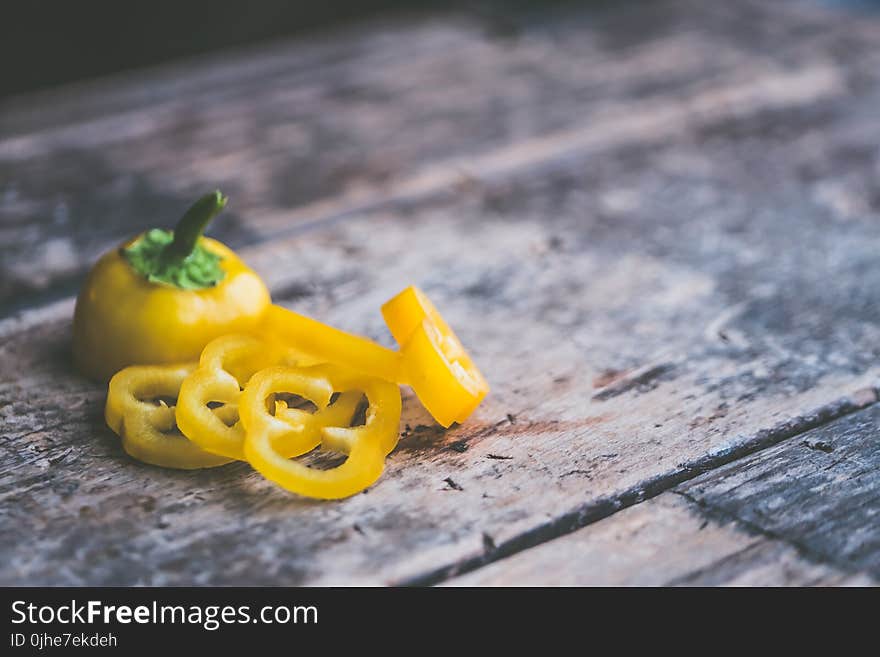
[240,364,401,500]
[105,364,233,470]
[382,286,489,427]
[175,334,274,460]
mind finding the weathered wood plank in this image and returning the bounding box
[444,405,880,585]
[2,0,876,314]
[443,495,873,586]
[2,0,880,585]
[676,403,880,578]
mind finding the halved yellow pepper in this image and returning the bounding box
[262,287,488,428]
[240,364,401,499]
[74,192,271,382]
[105,364,233,470]
[175,334,359,460]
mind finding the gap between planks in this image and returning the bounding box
[444,400,880,585]
[405,386,878,586]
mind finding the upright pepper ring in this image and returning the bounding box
[382,286,489,427]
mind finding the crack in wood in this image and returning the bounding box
[592,362,678,401]
[668,489,863,582]
[442,477,464,492]
[801,439,834,453]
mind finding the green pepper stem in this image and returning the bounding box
[163,190,228,264]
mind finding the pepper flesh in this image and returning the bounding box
[261,305,402,383]
[105,364,233,470]
[175,334,358,460]
[381,286,489,427]
[73,192,271,381]
[240,364,401,499]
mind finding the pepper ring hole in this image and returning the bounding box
[291,446,349,471]
[268,392,318,415]
[144,395,178,408]
[349,395,369,427]
[207,401,239,427]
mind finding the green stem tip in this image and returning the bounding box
[164,190,228,264]
[122,190,230,290]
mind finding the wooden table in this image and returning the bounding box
[1,0,879,586]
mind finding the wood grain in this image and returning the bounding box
[2,0,880,585]
[445,405,880,585]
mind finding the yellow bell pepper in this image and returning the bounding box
[175,334,359,460]
[105,364,233,470]
[240,364,401,499]
[73,191,271,381]
[261,286,488,428]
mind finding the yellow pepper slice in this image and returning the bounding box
[105,364,233,470]
[240,364,401,499]
[262,291,488,428]
[175,334,358,460]
[261,305,402,383]
[381,286,489,427]
[175,335,272,459]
